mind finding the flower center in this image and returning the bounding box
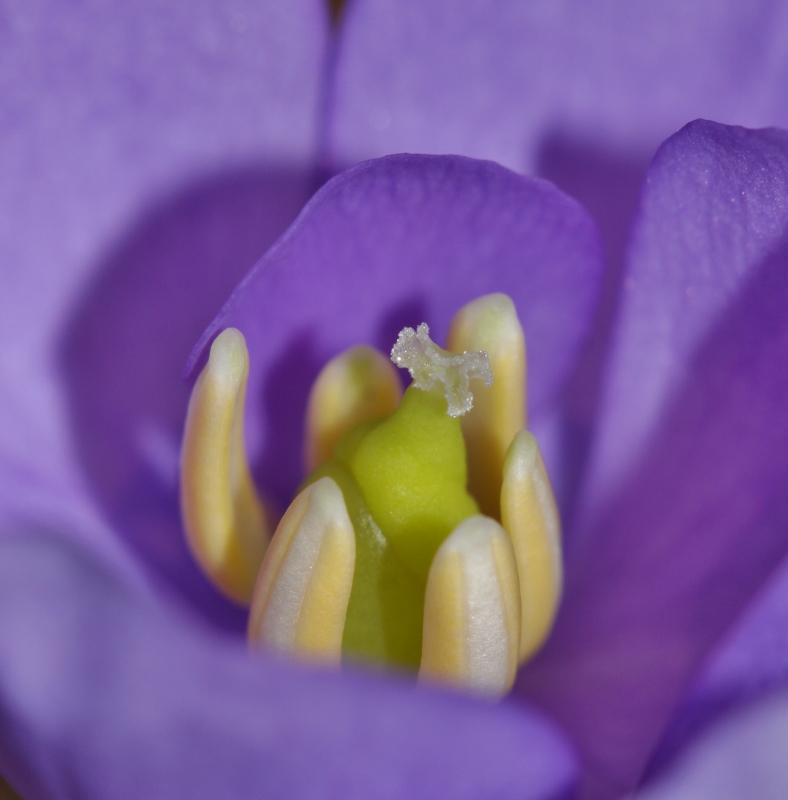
[180,293,562,696]
[302,326,489,670]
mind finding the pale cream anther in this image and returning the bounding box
[391,323,492,417]
[419,515,520,696]
[180,328,270,605]
[447,293,526,518]
[501,430,562,662]
[305,345,401,471]
[248,477,355,664]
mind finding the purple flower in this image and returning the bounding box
[2,2,788,799]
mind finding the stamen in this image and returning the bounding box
[419,515,520,696]
[248,477,355,663]
[304,345,401,471]
[500,430,562,661]
[447,293,526,518]
[390,322,492,417]
[180,328,270,604]
[181,297,559,693]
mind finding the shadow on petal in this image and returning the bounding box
[536,131,650,528]
[254,330,323,509]
[252,296,428,510]
[646,527,788,782]
[58,166,318,631]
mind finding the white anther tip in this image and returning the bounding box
[208,327,248,389]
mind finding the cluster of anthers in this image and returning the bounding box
[180,293,561,696]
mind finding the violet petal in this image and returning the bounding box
[637,690,788,800]
[0,0,327,618]
[187,153,603,510]
[325,1,788,525]
[328,0,788,173]
[518,121,788,797]
[0,531,577,800]
[649,546,788,777]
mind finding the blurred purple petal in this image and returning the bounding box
[187,153,603,511]
[583,121,788,523]
[0,0,327,619]
[650,551,788,778]
[518,121,788,797]
[5,1,787,794]
[0,532,577,800]
[637,690,788,800]
[328,0,788,172]
[326,2,788,524]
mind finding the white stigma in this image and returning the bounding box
[390,322,492,417]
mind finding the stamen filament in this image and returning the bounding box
[501,430,562,661]
[180,328,270,604]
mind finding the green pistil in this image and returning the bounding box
[303,384,479,670]
[347,385,479,579]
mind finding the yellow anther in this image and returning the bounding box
[248,477,355,664]
[180,328,270,604]
[305,345,402,471]
[447,293,526,518]
[419,515,520,696]
[501,430,562,662]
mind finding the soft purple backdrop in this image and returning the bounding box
[3,1,788,799]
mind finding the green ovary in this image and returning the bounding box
[303,384,478,670]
